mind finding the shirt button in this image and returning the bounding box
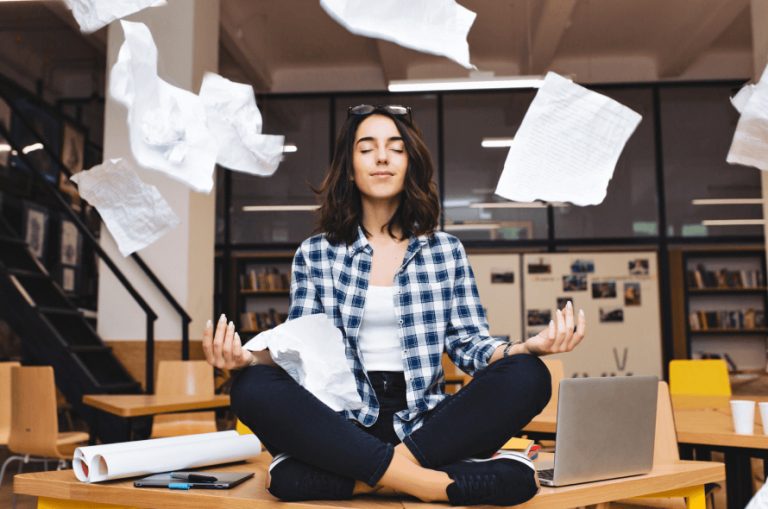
[398,319,404,325]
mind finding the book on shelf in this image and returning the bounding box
[239,309,288,333]
[688,308,766,331]
[240,266,290,291]
[687,265,764,290]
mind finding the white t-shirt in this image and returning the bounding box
[358,285,403,372]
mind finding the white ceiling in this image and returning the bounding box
[0,0,755,100]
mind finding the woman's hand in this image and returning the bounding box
[525,301,586,356]
[202,314,254,370]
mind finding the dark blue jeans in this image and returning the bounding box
[230,354,551,498]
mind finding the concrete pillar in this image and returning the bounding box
[98,0,219,349]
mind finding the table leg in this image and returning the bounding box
[725,448,753,509]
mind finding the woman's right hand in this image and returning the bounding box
[202,314,254,370]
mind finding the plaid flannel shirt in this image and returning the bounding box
[288,226,506,439]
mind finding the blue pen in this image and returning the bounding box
[168,482,190,490]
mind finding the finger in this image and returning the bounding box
[563,301,575,346]
[233,331,243,360]
[212,314,227,362]
[570,309,587,349]
[222,321,235,365]
[555,309,567,351]
[202,319,213,363]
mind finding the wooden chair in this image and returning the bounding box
[0,361,20,447]
[669,359,731,397]
[150,360,217,438]
[0,366,88,489]
[540,358,564,418]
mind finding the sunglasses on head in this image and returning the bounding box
[347,104,413,124]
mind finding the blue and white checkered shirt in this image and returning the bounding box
[288,226,506,439]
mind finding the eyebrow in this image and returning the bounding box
[355,136,404,146]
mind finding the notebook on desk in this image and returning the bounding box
[537,376,658,487]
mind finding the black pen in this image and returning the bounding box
[170,472,218,483]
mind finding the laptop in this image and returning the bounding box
[134,471,254,489]
[537,376,658,487]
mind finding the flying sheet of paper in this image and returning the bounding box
[71,158,179,257]
[727,64,768,171]
[244,314,363,413]
[110,20,218,193]
[199,73,284,176]
[320,0,476,69]
[62,0,166,34]
[495,72,642,206]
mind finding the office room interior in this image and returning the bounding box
[1,0,768,508]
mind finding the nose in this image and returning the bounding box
[376,145,388,165]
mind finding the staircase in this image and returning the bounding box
[0,216,141,425]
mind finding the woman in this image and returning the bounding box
[203,104,586,506]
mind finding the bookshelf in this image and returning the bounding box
[681,249,768,372]
[233,252,293,336]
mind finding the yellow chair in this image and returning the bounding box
[235,419,252,435]
[0,361,20,447]
[0,366,88,488]
[150,360,218,438]
[669,359,731,396]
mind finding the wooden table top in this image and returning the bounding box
[82,394,231,418]
[14,453,723,509]
[523,393,768,449]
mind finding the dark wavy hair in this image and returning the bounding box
[314,108,440,245]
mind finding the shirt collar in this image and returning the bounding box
[347,225,429,258]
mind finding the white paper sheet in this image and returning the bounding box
[320,0,476,69]
[727,64,768,171]
[199,73,284,176]
[110,21,218,193]
[747,476,768,509]
[73,431,261,483]
[244,314,363,412]
[495,72,642,206]
[71,158,179,257]
[62,0,166,34]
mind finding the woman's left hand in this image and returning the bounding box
[525,301,585,356]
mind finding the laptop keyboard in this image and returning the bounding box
[537,468,554,481]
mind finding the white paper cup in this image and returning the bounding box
[731,400,756,435]
[759,402,768,435]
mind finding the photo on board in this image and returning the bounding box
[562,274,587,292]
[570,259,595,273]
[624,282,641,306]
[599,307,624,323]
[527,309,552,326]
[629,258,649,276]
[591,280,617,299]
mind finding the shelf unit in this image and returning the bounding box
[229,251,293,336]
[679,249,768,372]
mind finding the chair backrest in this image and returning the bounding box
[8,366,61,457]
[669,359,731,396]
[0,361,20,445]
[541,358,564,417]
[155,360,214,397]
[652,381,679,466]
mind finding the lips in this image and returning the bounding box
[370,171,394,176]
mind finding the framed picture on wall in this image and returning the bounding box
[60,219,80,267]
[59,122,85,208]
[23,202,49,260]
[62,266,76,292]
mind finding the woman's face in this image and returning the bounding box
[351,114,408,204]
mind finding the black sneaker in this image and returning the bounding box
[438,451,540,506]
[267,454,355,501]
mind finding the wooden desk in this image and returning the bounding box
[523,394,768,509]
[82,394,231,442]
[15,453,723,509]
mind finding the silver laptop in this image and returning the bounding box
[537,376,658,487]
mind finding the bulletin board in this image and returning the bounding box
[522,252,662,378]
[468,254,522,342]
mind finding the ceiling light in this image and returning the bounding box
[692,198,762,205]
[242,205,319,212]
[481,137,515,148]
[443,223,501,231]
[0,144,10,152]
[389,76,544,93]
[701,219,765,226]
[21,143,43,154]
[469,202,567,209]
[282,144,298,153]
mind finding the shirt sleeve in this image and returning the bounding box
[444,240,507,375]
[288,246,323,320]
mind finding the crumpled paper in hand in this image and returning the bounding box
[71,158,179,257]
[110,20,218,193]
[199,72,284,176]
[62,0,166,34]
[727,63,768,171]
[243,314,363,412]
[320,0,476,69]
[495,72,642,206]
